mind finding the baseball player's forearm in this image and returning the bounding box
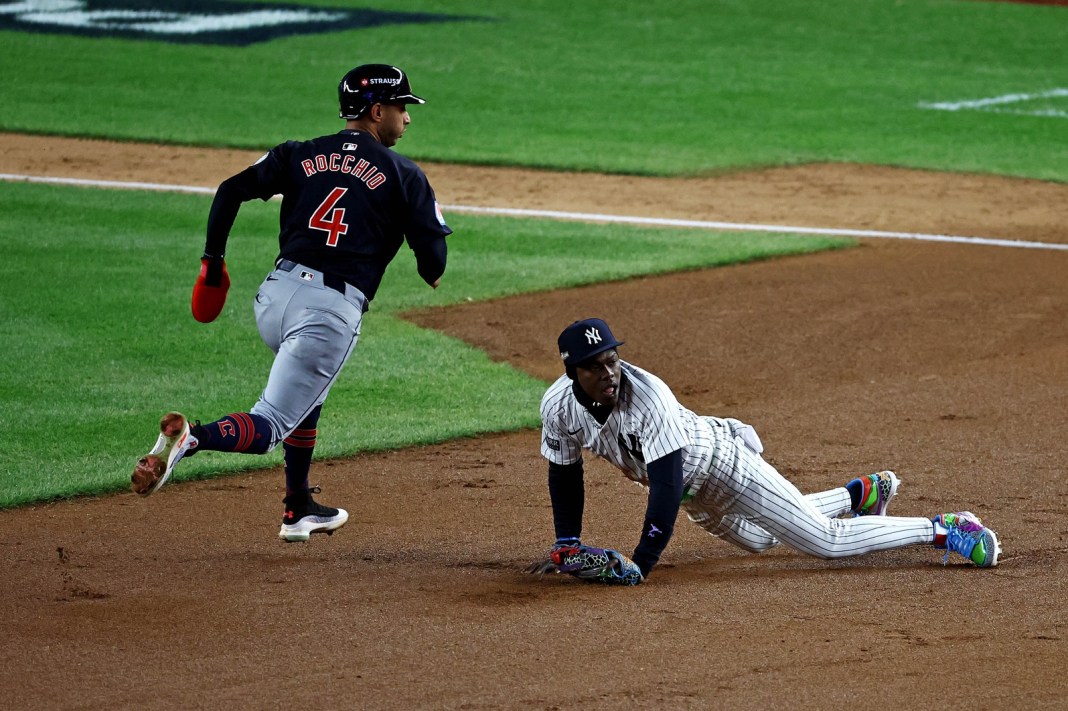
[631,449,684,577]
[413,237,447,287]
[547,459,584,541]
[204,170,262,258]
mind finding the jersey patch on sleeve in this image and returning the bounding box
[545,436,561,452]
[434,200,448,227]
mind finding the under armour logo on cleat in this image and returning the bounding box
[584,327,602,345]
[284,510,294,520]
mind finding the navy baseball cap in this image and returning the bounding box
[339,64,425,119]
[558,318,624,368]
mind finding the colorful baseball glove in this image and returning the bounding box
[525,541,643,586]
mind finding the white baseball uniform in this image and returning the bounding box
[540,360,935,559]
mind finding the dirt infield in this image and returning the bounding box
[2,134,1066,709]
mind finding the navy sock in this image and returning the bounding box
[284,406,322,495]
[845,477,865,511]
[193,413,273,455]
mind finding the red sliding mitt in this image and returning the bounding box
[191,257,230,323]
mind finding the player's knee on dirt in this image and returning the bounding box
[702,513,780,553]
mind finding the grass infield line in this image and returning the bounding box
[445,205,1068,252]
[918,88,1068,114]
[3,171,1066,252]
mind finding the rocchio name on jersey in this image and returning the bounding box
[301,152,386,189]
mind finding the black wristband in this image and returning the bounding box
[203,257,225,287]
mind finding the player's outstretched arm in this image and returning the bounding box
[194,165,276,322]
[547,459,584,541]
[631,449,684,578]
[412,236,447,288]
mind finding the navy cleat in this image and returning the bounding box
[278,486,348,542]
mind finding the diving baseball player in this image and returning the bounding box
[527,318,1001,585]
[131,64,451,542]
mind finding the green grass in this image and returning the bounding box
[3,0,1062,506]
[1,0,1065,179]
[0,182,849,507]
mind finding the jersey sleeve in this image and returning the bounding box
[398,166,451,285]
[203,143,292,258]
[540,384,582,465]
[400,166,452,243]
[244,143,293,201]
[632,373,690,463]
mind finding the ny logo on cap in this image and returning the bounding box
[585,327,602,345]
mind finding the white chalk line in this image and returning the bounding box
[2,171,1066,252]
[919,88,1068,119]
[0,173,218,195]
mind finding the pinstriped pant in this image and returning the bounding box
[683,428,934,558]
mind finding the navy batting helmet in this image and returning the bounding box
[338,64,425,119]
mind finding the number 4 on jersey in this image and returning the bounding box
[309,187,349,246]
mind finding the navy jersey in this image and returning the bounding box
[205,129,451,301]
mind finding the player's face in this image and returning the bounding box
[575,349,622,408]
[376,103,411,147]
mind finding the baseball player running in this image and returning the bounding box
[528,318,1001,585]
[132,64,451,542]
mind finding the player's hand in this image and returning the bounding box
[191,257,230,323]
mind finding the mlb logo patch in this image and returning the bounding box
[299,270,315,282]
[342,143,358,151]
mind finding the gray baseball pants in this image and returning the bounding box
[248,262,366,449]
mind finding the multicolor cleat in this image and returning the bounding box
[934,511,1001,567]
[854,470,900,516]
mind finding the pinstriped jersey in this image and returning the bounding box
[540,361,720,489]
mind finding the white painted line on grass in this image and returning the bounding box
[0,172,217,195]
[919,88,1068,119]
[3,171,1067,252]
[442,205,1068,251]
